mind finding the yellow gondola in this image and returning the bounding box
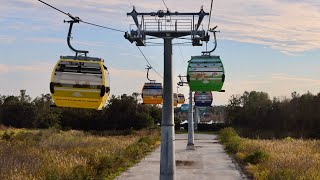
[142,82,163,104]
[49,18,110,110]
[50,56,110,110]
[142,65,163,104]
[173,93,178,107]
[177,93,185,104]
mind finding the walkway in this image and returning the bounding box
[116,134,247,180]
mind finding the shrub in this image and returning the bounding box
[243,150,269,165]
[219,127,239,143]
[1,131,15,141]
[219,127,243,153]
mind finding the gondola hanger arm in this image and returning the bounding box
[64,18,89,58]
[202,26,220,55]
[146,65,156,83]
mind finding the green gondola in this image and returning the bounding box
[187,26,225,92]
[187,55,225,92]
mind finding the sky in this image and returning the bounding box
[0,0,320,105]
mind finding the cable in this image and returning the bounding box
[137,46,163,79]
[38,0,71,18]
[80,21,125,32]
[161,0,169,10]
[37,0,125,33]
[127,0,134,6]
[207,0,214,31]
[177,43,186,64]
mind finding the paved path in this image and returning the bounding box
[116,134,247,180]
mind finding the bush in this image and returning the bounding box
[1,131,15,141]
[219,127,239,143]
[219,127,243,153]
[226,91,320,139]
[0,92,160,131]
[243,150,269,165]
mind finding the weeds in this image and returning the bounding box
[0,128,160,179]
[219,127,320,180]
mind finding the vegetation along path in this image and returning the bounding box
[116,134,247,180]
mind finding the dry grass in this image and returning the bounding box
[219,128,320,180]
[244,139,320,180]
[0,128,160,180]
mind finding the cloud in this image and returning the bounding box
[0,35,16,44]
[0,64,10,73]
[0,63,54,74]
[3,0,320,54]
[25,37,108,47]
[213,0,320,54]
[271,73,320,84]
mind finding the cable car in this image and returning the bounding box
[187,55,225,92]
[49,17,110,110]
[187,26,225,92]
[180,104,189,113]
[194,91,213,107]
[50,56,110,110]
[142,66,163,105]
[142,82,163,104]
[199,107,207,114]
[177,93,185,104]
[173,93,179,107]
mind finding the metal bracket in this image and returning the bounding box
[146,65,156,83]
[177,75,189,86]
[64,18,89,58]
[202,26,220,55]
[125,7,209,46]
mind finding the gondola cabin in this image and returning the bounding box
[199,107,207,114]
[142,82,163,104]
[174,93,178,107]
[177,93,185,104]
[180,104,189,113]
[50,56,110,110]
[187,55,225,92]
[194,91,213,107]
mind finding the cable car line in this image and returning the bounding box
[127,0,134,7]
[37,0,125,33]
[208,0,214,31]
[137,46,163,79]
[38,0,71,18]
[38,0,162,80]
[177,43,186,64]
[161,0,169,10]
[80,21,125,32]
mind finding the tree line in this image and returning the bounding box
[226,91,320,138]
[0,90,162,131]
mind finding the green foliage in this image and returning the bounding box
[0,91,161,131]
[219,127,239,143]
[243,150,269,165]
[226,91,320,139]
[219,127,243,153]
[67,132,160,180]
[1,131,15,141]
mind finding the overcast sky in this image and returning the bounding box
[0,0,320,105]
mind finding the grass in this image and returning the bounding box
[219,127,320,180]
[0,127,160,180]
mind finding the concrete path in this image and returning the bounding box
[116,134,247,180]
